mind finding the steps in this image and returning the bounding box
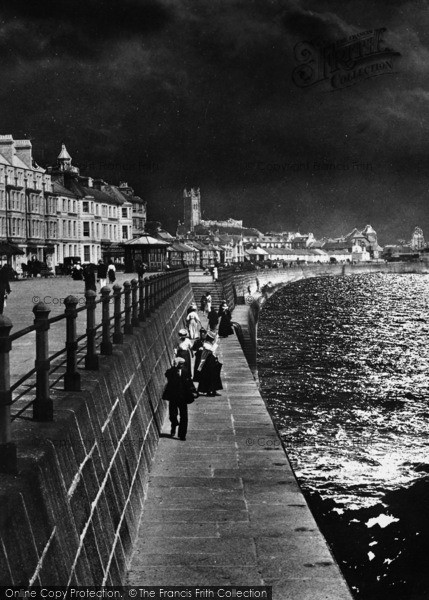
[190,282,226,312]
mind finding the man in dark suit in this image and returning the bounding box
[163,357,198,440]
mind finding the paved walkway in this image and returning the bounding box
[126,332,352,599]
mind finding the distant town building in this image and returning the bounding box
[117,182,146,239]
[319,225,381,260]
[183,187,201,232]
[410,226,425,250]
[48,145,128,264]
[201,217,243,229]
[0,134,57,270]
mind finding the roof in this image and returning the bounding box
[323,241,352,251]
[0,151,45,172]
[169,241,198,252]
[83,186,121,205]
[123,235,170,247]
[156,230,175,241]
[58,144,72,161]
[101,184,132,206]
[62,178,121,205]
[52,180,78,198]
[245,247,269,255]
[0,241,24,256]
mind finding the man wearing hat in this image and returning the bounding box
[163,357,198,440]
[175,328,193,377]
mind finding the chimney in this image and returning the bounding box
[14,139,33,168]
[0,134,15,164]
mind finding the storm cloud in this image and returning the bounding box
[0,0,427,243]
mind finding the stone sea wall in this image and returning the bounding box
[0,283,193,586]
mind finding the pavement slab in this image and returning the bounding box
[126,331,352,599]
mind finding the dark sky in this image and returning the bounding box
[1,0,427,243]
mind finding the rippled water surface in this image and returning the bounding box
[257,273,429,599]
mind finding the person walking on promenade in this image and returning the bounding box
[193,328,207,373]
[83,264,96,292]
[163,357,198,440]
[205,292,212,314]
[186,305,201,339]
[97,260,108,289]
[137,261,147,280]
[72,262,83,280]
[207,306,219,332]
[212,265,218,281]
[0,264,11,314]
[218,300,234,338]
[193,331,223,397]
[175,328,193,378]
[107,260,116,284]
[200,293,207,313]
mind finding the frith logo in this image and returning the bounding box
[292,28,401,90]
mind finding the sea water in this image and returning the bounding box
[258,273,429,600]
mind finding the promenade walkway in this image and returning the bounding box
[126,332,352,599]
[3,272,142,382]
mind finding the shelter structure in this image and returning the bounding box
[123,235,169,272]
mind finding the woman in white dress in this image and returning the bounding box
[205,292,212,315]
[186,307,201,339]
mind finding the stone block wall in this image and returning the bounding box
[0,283,193,586]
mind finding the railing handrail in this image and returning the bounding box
[0,268,190,473]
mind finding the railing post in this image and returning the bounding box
[112,284,123,344]
[100,286,113,355]
[0,316,17,474]
[85,290,99,370]
[33,302,53,421]
[138,277,145,322]
[64,296,81,391]
[152,275,160,310]
[131,279,139,327]
[124,281,133,334]
[144,277,151,317]
[146,276,153,315]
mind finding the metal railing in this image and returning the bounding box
[0,269,189,474]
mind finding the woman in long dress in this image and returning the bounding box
[218,301,234,338]
[175,328,194,378]
[193,332,222,396]
[186,307,201,339]
[205,292,212,315]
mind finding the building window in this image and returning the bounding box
[84,245,90,262]
[122,226,128,239]
[83,201,89,213]
[122,207,127,218]
[83,222,90,237]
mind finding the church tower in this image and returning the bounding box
[183,188,201,232]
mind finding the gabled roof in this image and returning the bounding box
[345,228,368,240]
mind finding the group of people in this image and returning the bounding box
[199,293,234,338]
[72,260,117,291]
[163,296,235,441]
